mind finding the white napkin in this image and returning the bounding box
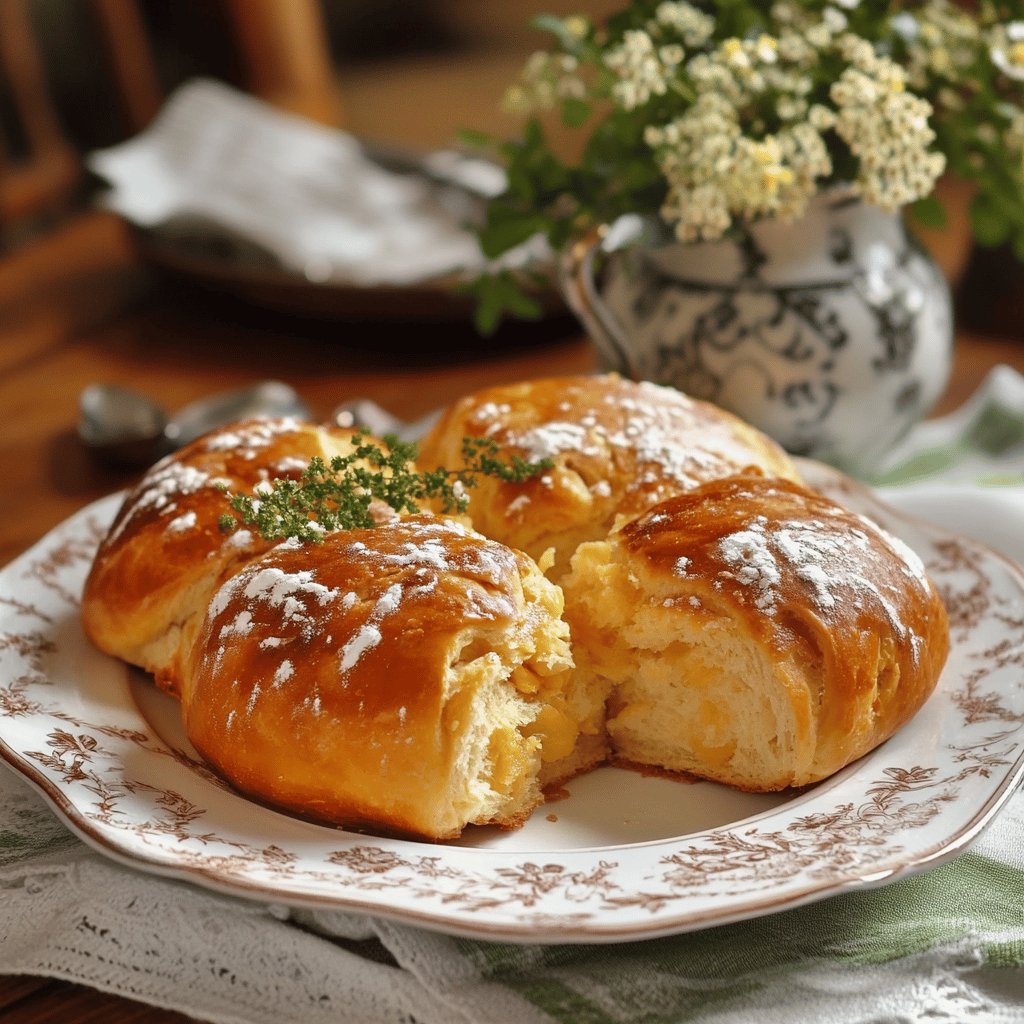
[87,78,541,287]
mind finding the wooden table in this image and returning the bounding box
[1,212,1022,1022]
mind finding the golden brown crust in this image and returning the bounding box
[183,515,576,841]
[564,475,950,790]
[81,417,365,696]
[418,373,801,573]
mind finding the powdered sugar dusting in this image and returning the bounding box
[338,582,403,676]
[506,494,531,516]
[713,511,916,641]
[275,455,311,474]
[865,516,931,589]
[374,582,404,617]
[202,417,304,458]
[224,529,254,550]
[478,375,781,503]
[207,516,524,708]
[386,538,450,572]
[166,511,197,533]
[517,422,596,462]
[795,563,836,610]
[243,567,338,616]
[109,462,216,544]
[246,681,262,716]
[220,609,254,641]
[718,517,782,612]
[209,565,340,629]
[471,401,510,424]
[339,623,382,674]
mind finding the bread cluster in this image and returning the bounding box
[82,374,950,841]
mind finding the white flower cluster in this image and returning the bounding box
[501,4,955,243]
[652,1,714,48]
[646,86,836,242]
[652,19,946,239]
[502,50,586,115]
[830,36,946,209]
[893,0,981,87]
[990,21,1024,82]
[604,28,675,110]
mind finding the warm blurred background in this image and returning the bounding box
[1,0,622,221]
[0,0,1020,332]
[0,0,619,315]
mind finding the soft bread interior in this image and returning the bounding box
[561,475,949,794]
[565,540,817,791]
[419,553,608,833]
[441,603,565,828]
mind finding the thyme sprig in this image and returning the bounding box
[218,432,551,543]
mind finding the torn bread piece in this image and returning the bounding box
[183,514,605,841]
[562,475,950,791]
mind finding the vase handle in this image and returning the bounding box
[557,226,637,378]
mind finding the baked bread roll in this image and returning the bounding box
[183,515,603,841]
[562,475,949,791]
[82,417,370,697]
[417,373,801,575]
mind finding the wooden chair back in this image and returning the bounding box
[0,0,339,241]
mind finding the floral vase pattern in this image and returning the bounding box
[560,190,954,477]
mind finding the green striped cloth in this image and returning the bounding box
[871,365,1024,488]
[2,367,1023,1024]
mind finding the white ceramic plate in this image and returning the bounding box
[1,463,1023,944]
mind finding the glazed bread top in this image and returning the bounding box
[418,373,801,573]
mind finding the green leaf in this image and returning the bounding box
[472,275,507,336]
[909,193,948,230]
[457,128,496,151]
[478,214,546,260]
[971,195,1012,247]
[466,271,544,335]
[562,97,592,128]
[500,285,544,321]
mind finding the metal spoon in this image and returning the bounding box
[78,380,312,466]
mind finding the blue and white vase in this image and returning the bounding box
[559,190,953,477]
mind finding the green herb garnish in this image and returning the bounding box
[218,433,551,543]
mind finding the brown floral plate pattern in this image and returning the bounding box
[1,462,1023,944]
